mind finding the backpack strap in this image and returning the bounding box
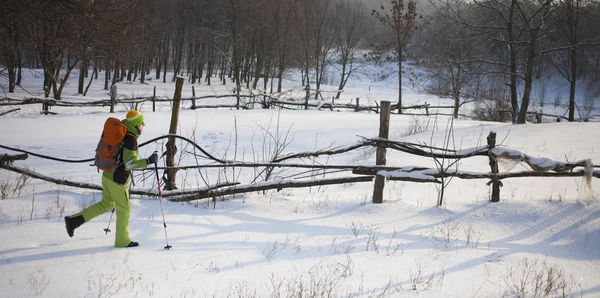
[121,131,138,186]
[116,131,137,167]
[122,131,138,151]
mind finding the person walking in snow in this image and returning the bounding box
[64,110,158,247]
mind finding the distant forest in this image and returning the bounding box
[1,0,599,123]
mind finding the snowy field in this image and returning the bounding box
[0,65,599,297]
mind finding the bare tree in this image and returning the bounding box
[311,0,338,99]
[416,8,484,118]
[250,1,277,91]
[271,0,298,93]
[0,0,21,93]
[433,0,560,123]
[23,1,81,99]
[223,0,254,106]
[333,0,371,99]
[369,0,422,113]
[297,0,315,88]
[513,0,556,124]
[171,1,188,82]
[431,0,522,122]
[297,0,338,99]
[547,0,600,121]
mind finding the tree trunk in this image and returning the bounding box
[517,32,537,124]
[83,65,96,96]
[7,65,16,93]
[162,36,169,83]
[397,48,403,114]
[126,65,133,82]
[172,23,185,82]
[336,58,348,99]
[104,61,110,91]
[112,60,119,87]
[78,59,85,94]
[43,68,51,98]
[277,66,284,93]
[568,22,578,121]
[16,54,22,86]
[156,41,163,80]
[140,59,146,84]
[508,0,519,124]
[55,56,79,100]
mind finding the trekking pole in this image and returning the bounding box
[153,152,172,249]
[103,208,115,234]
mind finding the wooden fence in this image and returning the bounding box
[2,79,595,123]
[0,95,456,116]
[0,82,467,117]
[1,101,598,205]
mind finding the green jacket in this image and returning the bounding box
[102,119,150,185]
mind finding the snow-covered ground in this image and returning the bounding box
[0,64,599,297]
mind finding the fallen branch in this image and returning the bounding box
[0,108,20,116]
[273,141,371,162]
[358,168,600,182]
[0,159,239,198]
[169,176,374,202]
[0,161,104,191]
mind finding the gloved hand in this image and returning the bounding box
[147,152,158,165]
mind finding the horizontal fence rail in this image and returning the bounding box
[1,130,598,204]
[1,95,585,123]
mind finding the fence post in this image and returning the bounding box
[164,77,184,190]
[152,86,156,112]
[305,84,310,110]
[263,94,269,109]
[355,98,360,112]
[425,102,429,116]
[373,101,391,204]
[110,85,117,113]
[487,131,501,202]
[191,85,196,109]
[237,86,241,110]
[41,101,51,115]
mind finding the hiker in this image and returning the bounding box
[64,110,158,247]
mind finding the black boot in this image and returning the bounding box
[126,241,139,247]
[64,215,85,237]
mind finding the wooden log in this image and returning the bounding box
[169,176,374,202]
[384,170,600,181]
[146,163,430,172]
[353,166,429,175]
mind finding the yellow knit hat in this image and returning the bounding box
[126,110,144,127]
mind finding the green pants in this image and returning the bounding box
[71,175,132,247]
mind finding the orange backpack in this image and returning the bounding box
[94,117,129,172]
